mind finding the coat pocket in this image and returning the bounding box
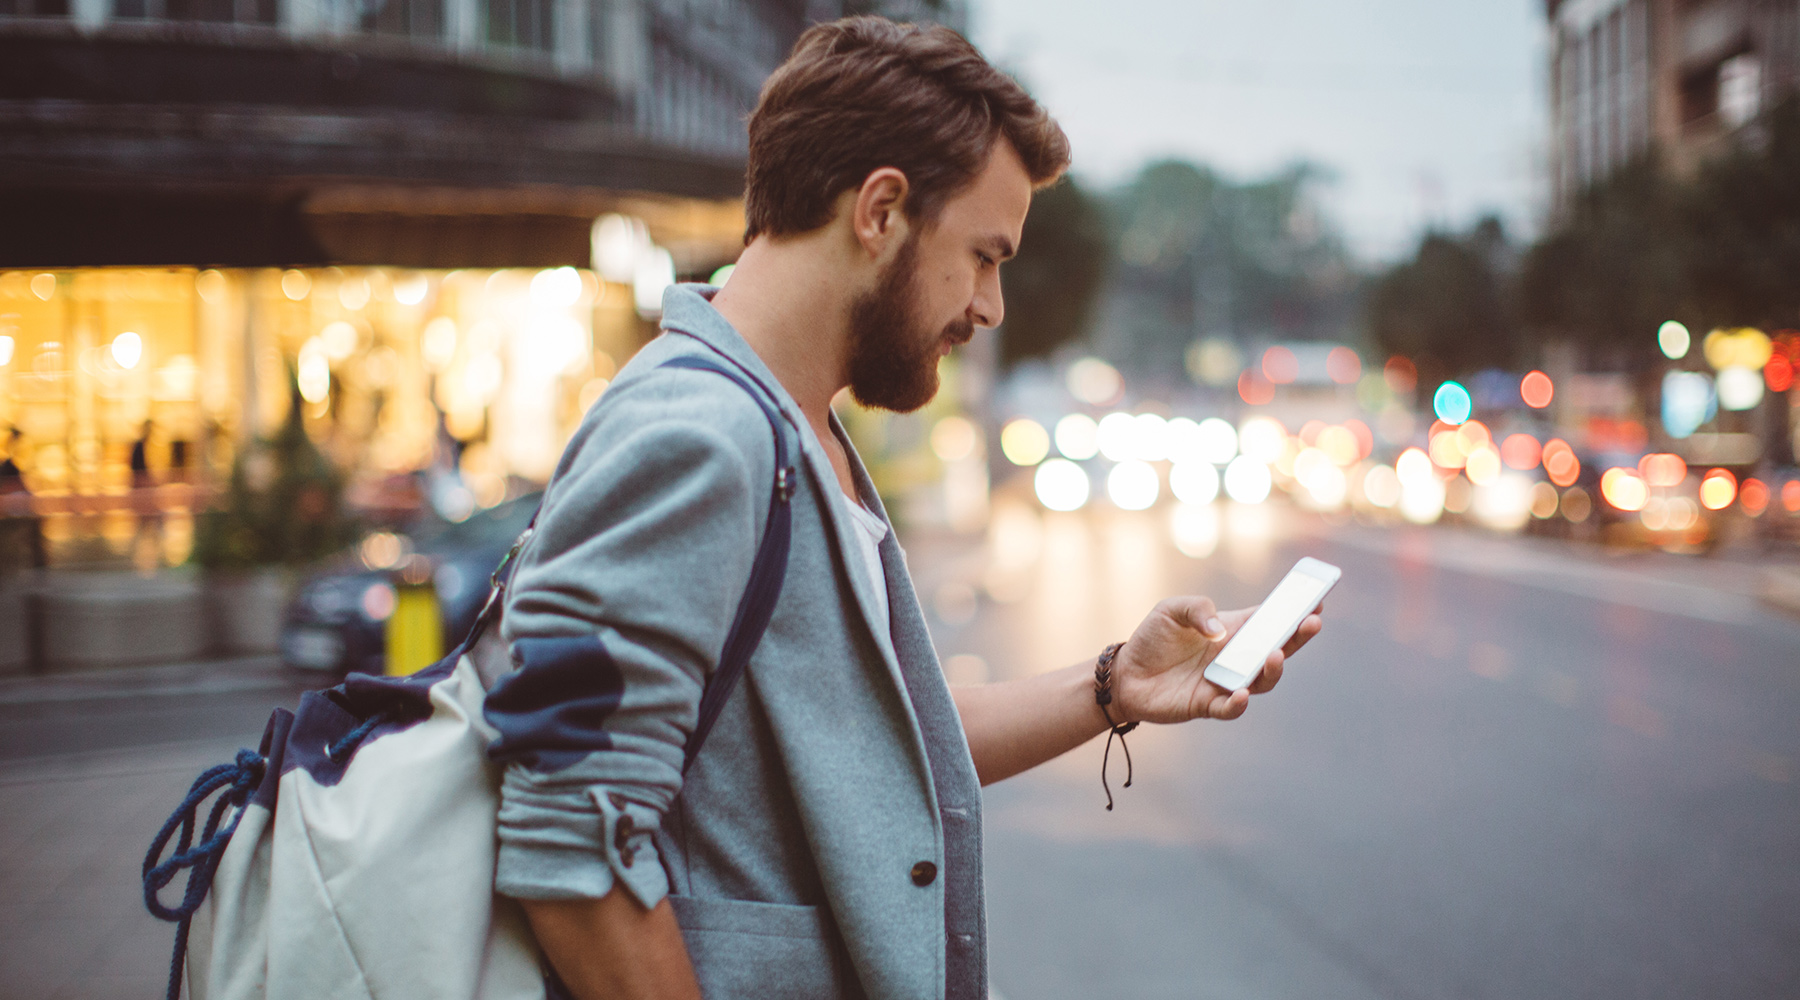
[668,895,863,1000]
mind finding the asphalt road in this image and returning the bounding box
[919,502,1800,1000]
[2,504,1796,999]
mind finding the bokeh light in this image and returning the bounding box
[1716,366,1765,410]
[1130,413,1170,462]
[999,418,1049,466]
[1529,482,1560,519]
[1399,474,1446,524]
[1741,478,1769,515]
[1170,502,1221,558]
[1238,369,1275,405]
[1562,487,1593,523]
[1237,417,1286,464]
[1262,346,1299,384]
[1542,439,1580,487]
[1658,320,1691,359]
[1700,469,1737,510]
[1661,371,1717,439]
[1600,468,1649,511]
[1317,425,1360,466]
[1107,460,1161,510]
[1384,356,1418,395]
[1520,370,1554,408]
[1637,453,1687,488]
[1169,461,1220,505]
[1363,465,1401,509]
[1223,457,1272,504]
[1433,381,1472,424]
[1326,346,1362,384]
[1054,414,1100,460]
[1784,480,1800,513]
[1067,357,1125,405]
[110,331,143,370]
[1768,354,1795,393]
[1195,417,1238,465]
[1395,447,1434,486]
[1465,446,1502,485]
[1034,459,1090,511]
[1473,473,1533,531]
[1097,412,1137,462]
[932,416,980,463]
[1500,433,1541,470]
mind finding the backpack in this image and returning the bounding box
[142,355,797,1000]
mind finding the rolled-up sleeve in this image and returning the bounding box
[485,373,767,910]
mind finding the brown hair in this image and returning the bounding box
[743,16,1070,241]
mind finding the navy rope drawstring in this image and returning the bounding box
[327,710,390,763]
[143,748,265,1000]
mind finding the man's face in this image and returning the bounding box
[845,141,1033,412]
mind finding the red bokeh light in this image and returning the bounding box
[1343,418,1374,459]
[1238,370,1274,405]
[1299,419,1325,445]
[1637,453,1688,488]
[1783,480,1800,513]
[1326,346,1362,385]
[1384,356,1417,395]
[1767,354,1794,393]
[1262,346,1299,384]
[1741,478,1769,515]
[1500,433,1542,470]
[1520,370,1555,409]
[1543,438,1580,487]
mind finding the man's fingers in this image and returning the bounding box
[1282,613,1324,657]
[1164,595,1225,640]
[1210,688,1250,720]
[1249,651,1283,694]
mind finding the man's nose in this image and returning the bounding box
[971,271,1004,329]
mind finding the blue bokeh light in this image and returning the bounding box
[1433,381,1473,425]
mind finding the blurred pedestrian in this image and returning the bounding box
[489,16,1324,1000]
[0,427,24,495]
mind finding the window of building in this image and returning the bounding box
[1718,52,1762,128]
[487,0,554,53]
[0,0,70,16]
[362,0,444,41]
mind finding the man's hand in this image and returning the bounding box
[1110,597,1323,725]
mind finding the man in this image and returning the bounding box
[487,16,1322,1000]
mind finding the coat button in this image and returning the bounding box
[910,861,937,886]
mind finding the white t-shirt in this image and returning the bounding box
[803,422,894,651]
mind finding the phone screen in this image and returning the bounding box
[1211,567,1332,679]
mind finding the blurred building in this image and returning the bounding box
[0,0,963,566]
[1547,0,1800,211]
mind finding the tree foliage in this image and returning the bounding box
[998,177,1110,368]
[1367,217,1518,388]
[1517,97,1800,369]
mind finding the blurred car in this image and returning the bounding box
[280,492,541,675]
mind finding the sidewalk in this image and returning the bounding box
[0,654,293,706]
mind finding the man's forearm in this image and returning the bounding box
[520,887,702,1000]
[951,660,1110,786]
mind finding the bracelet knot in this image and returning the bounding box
[1093,642,1137,811]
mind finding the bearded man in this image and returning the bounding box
[485,15,1322,1000]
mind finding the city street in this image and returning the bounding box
[3,503,1798,999]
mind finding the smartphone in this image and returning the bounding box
[1202,557,1339,691]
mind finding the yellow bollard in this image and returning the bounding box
[384,580,443,676]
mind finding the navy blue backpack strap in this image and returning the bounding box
[656,354,797,773]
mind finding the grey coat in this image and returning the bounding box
[487,284,985,1000]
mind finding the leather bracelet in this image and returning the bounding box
[1093,642,1139,811]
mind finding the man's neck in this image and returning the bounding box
[710,237,853,426]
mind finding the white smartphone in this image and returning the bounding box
[1202,557,1339,692]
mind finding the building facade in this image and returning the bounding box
[1547,0,1800,211]
[0,0,964,567]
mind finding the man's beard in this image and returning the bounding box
[844,235,975,413]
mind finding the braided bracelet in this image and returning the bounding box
[1093,642,1139,811]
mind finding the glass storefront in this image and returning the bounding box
[0,266,649,568]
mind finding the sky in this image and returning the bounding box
[969,0,1549,264]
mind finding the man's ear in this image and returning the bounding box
[851,167,911,262]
